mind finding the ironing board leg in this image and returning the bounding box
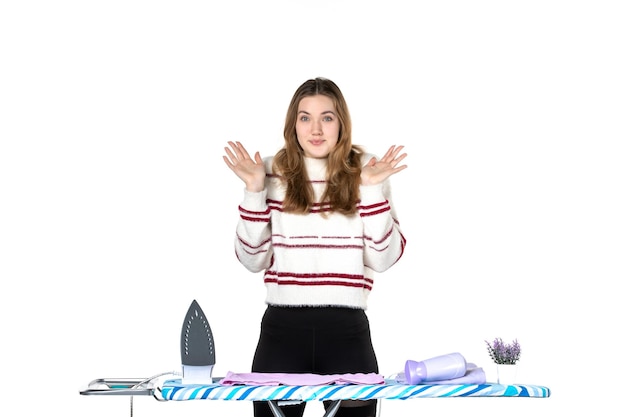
[267,400,342,417]
[322,400,342,417]
[268,401,287,417]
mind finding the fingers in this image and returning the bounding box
[225,141,252,161]
[377,145,407,167]
[386,145,405,160]
[376,145,408,177]
[223,155,234,169]
[224,141,261,169]
[393,152,408,167]
[380,145,400,158]
[223,146,237,165]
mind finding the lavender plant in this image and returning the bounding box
[485,338,521,365]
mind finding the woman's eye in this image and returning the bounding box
[300,116,309,121]
[323,116,333,122]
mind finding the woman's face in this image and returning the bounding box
[295,94,340,159]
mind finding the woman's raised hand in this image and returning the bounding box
[361,145,408,186]
[223,141,266,192]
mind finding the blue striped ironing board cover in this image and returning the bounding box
[159,379,551,401]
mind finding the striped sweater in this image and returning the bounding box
[234,154,406,309]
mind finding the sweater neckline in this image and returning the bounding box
[303,156,328,179]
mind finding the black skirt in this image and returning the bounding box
[251,305,379,375]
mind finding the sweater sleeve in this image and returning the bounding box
[358,180,406,272]
[234,188,274,273]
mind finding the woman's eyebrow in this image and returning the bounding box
[298,110,336,115]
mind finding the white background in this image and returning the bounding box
[1,1,624,416]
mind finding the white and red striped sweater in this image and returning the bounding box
[234,154,406,309]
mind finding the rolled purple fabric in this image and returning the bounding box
[219,371,385,386]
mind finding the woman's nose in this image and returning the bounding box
[311,119,323,135]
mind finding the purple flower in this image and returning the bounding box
[485,338,521,364]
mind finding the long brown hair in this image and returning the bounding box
[273,78,363,215]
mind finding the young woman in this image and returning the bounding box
[223,77,407,417]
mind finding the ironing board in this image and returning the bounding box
[159,379,551,401]
[81,378,551,417]
[162,379,550,417]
